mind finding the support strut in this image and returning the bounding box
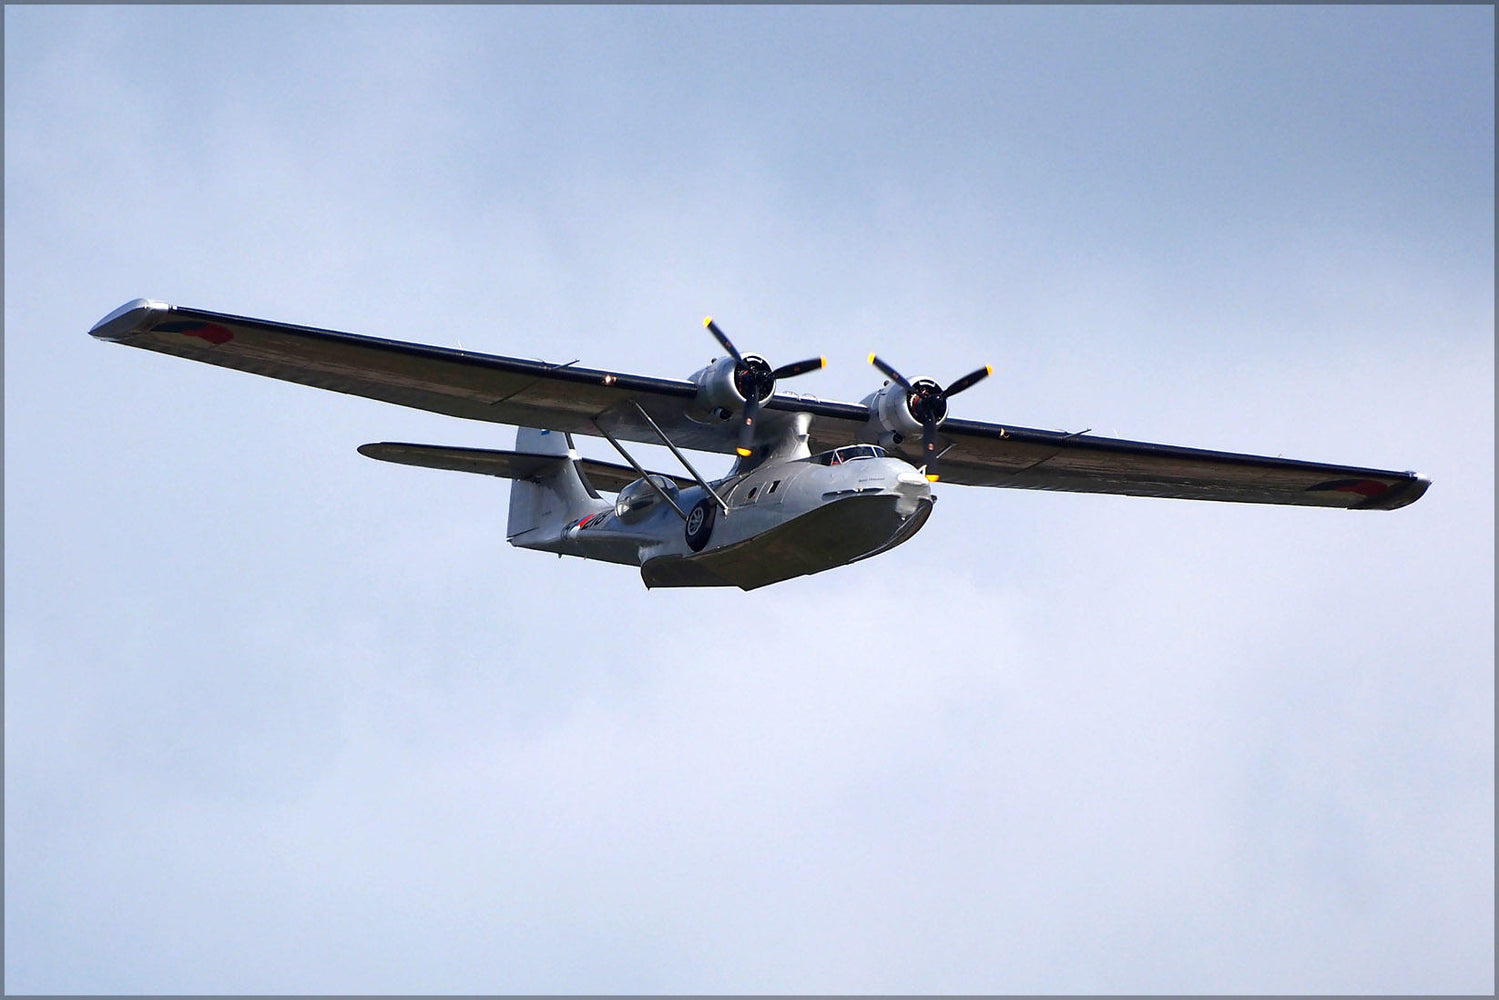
[628,402,731,514]
[590,420,689,521]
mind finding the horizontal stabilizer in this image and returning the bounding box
[357,442,692,494]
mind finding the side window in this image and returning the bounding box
[768,480,780,494]
[746,486,759,502]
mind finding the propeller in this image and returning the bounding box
[705,317,825,457]
[869,354,992,481]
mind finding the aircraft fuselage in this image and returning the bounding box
[511,448,934,589]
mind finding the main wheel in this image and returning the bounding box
[684,497,717,552]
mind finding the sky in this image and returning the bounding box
[5,5,1493,994]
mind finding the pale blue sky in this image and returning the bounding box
[6,5,1493,993]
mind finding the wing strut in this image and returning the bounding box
[627,401,731,514]
[591,421,689,521]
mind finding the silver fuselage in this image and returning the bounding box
[512,452,934,589]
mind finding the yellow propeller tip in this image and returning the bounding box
[985,364,994,376]
[703,316,713,327]
[736,447,753,457]
[868,353,877,364]
[926,473,940,482]
[819,356,827,368]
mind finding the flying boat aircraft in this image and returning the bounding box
[89,300,1429,590]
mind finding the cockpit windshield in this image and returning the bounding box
[817,445,887,466]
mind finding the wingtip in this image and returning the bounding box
[1366,474,1432,511]
[89,299,171,342]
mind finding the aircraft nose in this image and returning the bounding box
[892,465,933,499]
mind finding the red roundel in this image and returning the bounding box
[1310,478,1389,499]
[152,320,234,345]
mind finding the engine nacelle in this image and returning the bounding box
[688,354,776,421]
[862,378,947,446]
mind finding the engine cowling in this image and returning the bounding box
[689,319,826,455]
[688,354,776,420]
[862,355,992,478]
[864,377,947,448]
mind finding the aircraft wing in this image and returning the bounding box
[91,299,1428,510]
[790,402,1429,510]
[88,299,729,452]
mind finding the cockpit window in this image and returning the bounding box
[818,445,887,465]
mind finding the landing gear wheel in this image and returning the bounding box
[684,497,717,552]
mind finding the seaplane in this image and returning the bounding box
[89,300,1429,590]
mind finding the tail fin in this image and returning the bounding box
[506,428,605,546]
